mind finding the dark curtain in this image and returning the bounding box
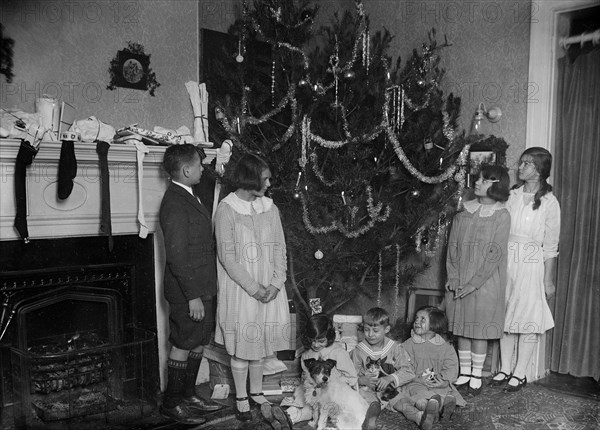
[552,49,600,381]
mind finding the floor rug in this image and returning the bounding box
[375,383,600,430]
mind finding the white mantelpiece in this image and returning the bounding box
[0,139,215,241]
[0,138,216,391]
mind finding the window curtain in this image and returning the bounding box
[552,48,600,381]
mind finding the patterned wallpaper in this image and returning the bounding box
[1,0,199,132]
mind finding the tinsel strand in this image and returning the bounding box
[377,251,382,306]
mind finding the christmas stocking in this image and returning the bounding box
[14,139,39,242]
[96,140,113,251]
[57,139,77,199]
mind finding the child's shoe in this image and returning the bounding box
[362,401,381,430]
[440,395,456,421]
[419,397,439,430]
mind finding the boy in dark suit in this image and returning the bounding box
[159,144,222,424]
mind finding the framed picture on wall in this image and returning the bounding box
[107,42,160,96]
[466,136,509,187]
[114,50,149,91]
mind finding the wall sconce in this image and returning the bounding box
[470,102,502,135]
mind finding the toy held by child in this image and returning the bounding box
[351,308,415,408]
[397,306,466,430]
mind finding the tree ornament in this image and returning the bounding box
[298,78,309,87]
[314,249,324,260]
[293,191,301,200]
[236,54,244,63]
[301,9,313,22]
[410,188,420,198]
[423,138,433,151]
[343,69,355,80]
[421,236,429,245]
[417,79,425,87]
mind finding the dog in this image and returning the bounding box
[364,357,399,402]
[303,358,378,430]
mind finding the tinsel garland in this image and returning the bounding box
[377,251,383,306]
[301,185,391,238]
[310,152,337,186]
[394,243,400,322]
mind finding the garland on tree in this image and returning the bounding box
[205,0,501,320]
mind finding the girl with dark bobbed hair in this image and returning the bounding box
[445,164,511,396]
[490,147,560,392]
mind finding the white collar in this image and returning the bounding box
[410,330,446,345]
[463,199,505,217]
[172,180,195,198]
[222,192,273,215]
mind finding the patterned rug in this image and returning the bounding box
[376,383,600,430]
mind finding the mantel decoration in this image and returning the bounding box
[107,42,160,96]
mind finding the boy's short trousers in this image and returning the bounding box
[168,295,215,350]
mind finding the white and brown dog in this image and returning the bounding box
[303,358,380,430]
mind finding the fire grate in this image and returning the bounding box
[29,331,112,394]
[11,327,157,427]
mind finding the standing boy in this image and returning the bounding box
[159,144,222,424]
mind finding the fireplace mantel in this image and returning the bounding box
[0,138,215,241]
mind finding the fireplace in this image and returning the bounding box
[0,235,159,428]
[0,138,216,428]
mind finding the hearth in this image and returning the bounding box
[0,235,159,428]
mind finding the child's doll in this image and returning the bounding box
[397,306,466,430]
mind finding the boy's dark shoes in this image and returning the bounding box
[362,401,381,430]
[182,394,224,412]
[440,395,456,421]
[160,403,207,425]
[236,397,253,422]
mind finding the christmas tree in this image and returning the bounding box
[205,0,476,322]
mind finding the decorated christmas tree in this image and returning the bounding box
[205,0,477,322]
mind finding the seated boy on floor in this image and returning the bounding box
[351,307,415,409]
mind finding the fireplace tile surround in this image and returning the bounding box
[0,139,216,426]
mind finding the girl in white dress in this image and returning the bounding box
[214,154,291,423]
[489,147,560,392]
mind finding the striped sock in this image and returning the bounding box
[470,352,486,389]
[456,350,471,385]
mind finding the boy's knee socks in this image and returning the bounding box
[164,358,187,408]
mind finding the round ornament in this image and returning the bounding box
[417,79,425,87]
[236,54,244,63]
[343,70,355,80]
[298,78,309,87]
[301,9,313,22]
[293,191,301,200]
[314,249,324,260]
[410,189,421,198]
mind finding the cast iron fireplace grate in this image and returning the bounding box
[8,285,157,429]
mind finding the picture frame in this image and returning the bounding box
[113,50,149,91]
[466,136,509,187]
[107,42,160,96]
